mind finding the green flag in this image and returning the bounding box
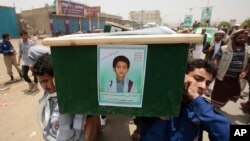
[201,7,212,21]
[184,15,192,27]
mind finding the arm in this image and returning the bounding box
[9,41,17,55]
[30,39,36,46]
[213,48,223,65]
[0,43,3,54]
[245,60,250,75]
[202,43,212,54]
[56,114,83,141]
[0,41,14,54]
[187,97,231,141]
[18,43,23,65]
[202,34,207,47]
[239,60,250,79]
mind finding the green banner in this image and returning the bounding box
[201,7,212,21]
[183,15,192,27]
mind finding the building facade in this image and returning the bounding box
[18,0,140,36]
[0,6,19,38]
[129,10,162,26]
[19,6,52,35]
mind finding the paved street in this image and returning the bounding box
[0,39,249,141]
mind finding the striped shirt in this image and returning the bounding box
[215,47,245,78]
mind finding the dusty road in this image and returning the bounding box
[0,39,137,141]
[0,39,249,141]
[0,39,43,141]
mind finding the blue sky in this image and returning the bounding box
[1,0,249,26]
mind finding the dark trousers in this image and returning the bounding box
[22,65,37,83]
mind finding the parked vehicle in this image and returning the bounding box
[193,27,217,43]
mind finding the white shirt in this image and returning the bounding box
[213,41,221,58]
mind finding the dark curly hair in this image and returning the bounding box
[113,55,130,68]
[33,53,54,77]
[20,30,28,36]
[2,33,9,40]
[186,59,217,79]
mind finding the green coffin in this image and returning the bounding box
[42,33,202,117]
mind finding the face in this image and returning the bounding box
[234,33,247,46]
[201,29,206,34]
[215,33,224,42]
[6,36,10,40]
[37,73,56,94]
[113,61,129,80]
[186,68,213,95]
[21,33,29,41]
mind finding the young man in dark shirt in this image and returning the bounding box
[0,33,22,81]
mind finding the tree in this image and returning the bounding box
[218,21,231,28]
[241,18,250,27]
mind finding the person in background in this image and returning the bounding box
[18,30,38,92]
[31,33,38,44]
[203,30,225,61]
[202,30,226,97]
[221,27,230,44]
[192,28,207,59]
[0,33,22,81]
[211,29,249,109]
[240,33,250,124]
[192,21,199,29]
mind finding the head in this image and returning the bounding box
[214,31,225,42]
[186,59,217,95]
[201,28,206,34]
[33,54,55,94]
[2,33,10,40]
[20,30,29,41]
[221,27,228,35]
[234,24,240,30]
[230,29,248,46]
[112,55,130,81]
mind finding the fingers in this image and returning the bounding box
[239,72,246,79]
[184,75,196,87]
[186,82,199,100]
[184,75,199,100]
[184,74,191,83]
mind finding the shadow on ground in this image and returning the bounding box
[98,116,134,141]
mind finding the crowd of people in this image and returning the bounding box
[0,22,250,141]
[189,25,250,119]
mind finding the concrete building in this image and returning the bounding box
[19,6,53,35]
[18,1,139,36]
[129,10,162,26]
[18,6,124,36]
